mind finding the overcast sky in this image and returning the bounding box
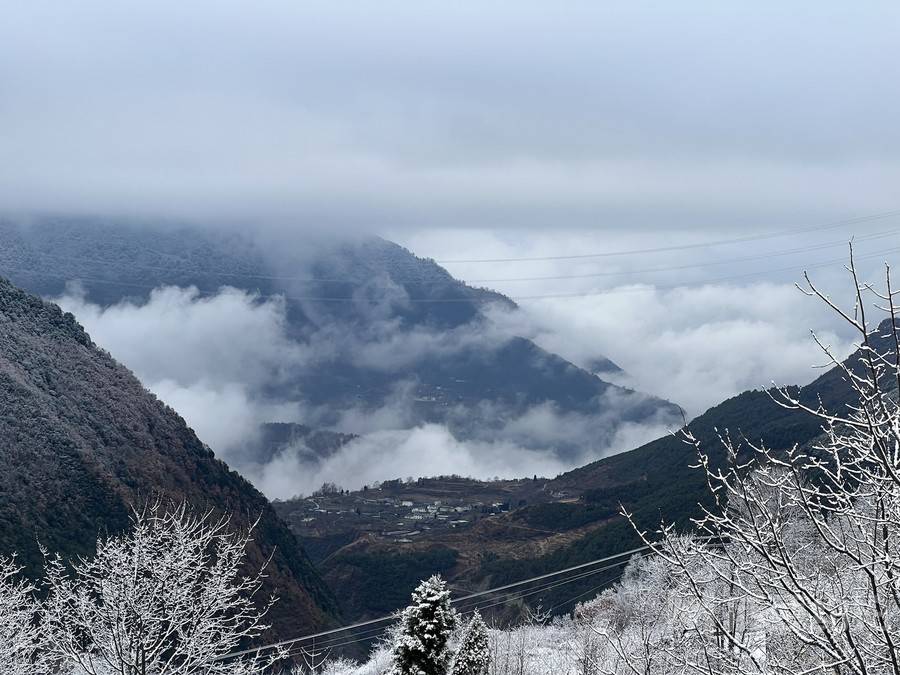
[4,1,900,442]
[2,1,899,231]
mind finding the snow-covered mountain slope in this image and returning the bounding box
[0,276,339,639]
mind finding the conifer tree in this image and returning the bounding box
[390,575,457,675]
[450,611,490,675]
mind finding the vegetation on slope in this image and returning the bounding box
[0,276,339,638]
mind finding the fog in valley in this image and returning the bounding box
[3,1,898,494]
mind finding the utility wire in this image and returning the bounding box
[284,537,725,660]
[284,624,393,654]
[433,209,900,263]
[212,545,651,662]
[281,557,637,659]
[282,563,630,656]
[3,215,898,285]
[454,560,633,616]
[547,570,628,614]
[466,228,900,283]
[450,545,648,606]
[4,243,900,305]
[506,245,900,301]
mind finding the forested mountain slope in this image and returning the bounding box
[478,323,890,610]
[0,276,338,638]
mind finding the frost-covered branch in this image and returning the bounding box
[42,502,282,675]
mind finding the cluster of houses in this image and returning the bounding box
[289,491,512,540]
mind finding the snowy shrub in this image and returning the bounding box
[356,643,396,675]
[450,611,490,675]
[320,657,363,675]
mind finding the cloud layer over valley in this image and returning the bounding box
[55,281,679,497]
[53,259,867,499]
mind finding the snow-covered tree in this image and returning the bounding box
[390,575,458,675]
[0,557,48,675]
[629,254,900,674]
[42,502,281,675]
[319,657,363,675]
[450,611,490,675]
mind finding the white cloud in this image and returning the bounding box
[251,396,679,500]
[55,284,310,388]
[49,263,873,502]
[489,282,859,416]
[54,285,310,459]
[400,225,886,418]
[253,392,680,499]
[253,425,573,500]
[149,379,299,462]
[50,280,685,498]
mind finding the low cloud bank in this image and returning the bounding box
[485,281,858,417]
[53,277,851,499]
[55,284,674,497]
[249,410,674,499]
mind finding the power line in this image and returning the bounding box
[3,214,898,287]
[281,557,637,660]
[283,563,631,655]
[455,560,633,615]
[466,228,900,283]
[212,544,651,662]
[284,624,392,654]
[0,209,897,291]
[451,545,647,606]
[433,209,900,264]
[4,243,900,306]
[506,245,900,301]
[547,571,628,613]
[279,537,723,661]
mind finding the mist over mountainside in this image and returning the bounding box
[0,218,509,325]
[0,218,681,495]
[0,276,338,638]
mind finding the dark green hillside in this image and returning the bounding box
[326,547,459,618]
[0,277,338,638]
[480,325,885,611]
